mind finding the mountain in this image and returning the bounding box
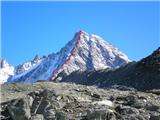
[2,30,130,83]
[0,59,14,84]
[0,56,42,84]
[15,55,41,74]
[63,47,160,90]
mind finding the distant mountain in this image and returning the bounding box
[0,59,14,84]
[63,47,160,90]
[0,55,43,84]
[1,30,130,83]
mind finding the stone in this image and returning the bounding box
[1,104,11,120]
[125,95,146,109]
[39,89,52,98]
[55,111,69,120]
[30,114,44,120]
[28,96,34,107]
[36,100,51,114]
[44,109,56,119]
[125,115,147,120]
[146,105,160,112]
[150,114,160,120]
[115,105,139,115]
[132,99,147,109]
[86,109,116,120]
[91,93,101,99]
[92,100,114,108]
[7,98,31,120]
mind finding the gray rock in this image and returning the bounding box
[125,95,147,109]
[115,105,152,120]
[7,98,31,120]
[29,96,34,107]
[91,93,101,99]
[36,100,51,114]
[115,105,139,115]
[44,109,56,119]
[124,115,147,120]
[132,99,147,109]
[31,114,44,120]
[146,104,160,112]
[86,109,116,120]
[150,114,160,120]
[55,111,69,120]
[39,89,55,98]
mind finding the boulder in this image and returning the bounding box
[7,98,31,120]
[146,104,160,112]
[92,100,114,108]
[55,111,69,120]
[86,109,116,120]
[150,114,160,120]
[30,114,44,120]
[43,109,56,119]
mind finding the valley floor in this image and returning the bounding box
[1,82,160,120]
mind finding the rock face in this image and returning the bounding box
[63,47,160,90]
[5,30,130,83]
[1,82,160,120]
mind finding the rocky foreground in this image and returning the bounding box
[1,82,160,120]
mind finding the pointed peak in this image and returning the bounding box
[77,30,89,36]
[0,59,9,68]
[77,30,103,41]
[33,54,41,63]
[79,30,83,34]
[78,29,85,34]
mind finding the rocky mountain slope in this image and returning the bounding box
[1,30,130,83]
[62,47,160,90]
[1,82,160,120]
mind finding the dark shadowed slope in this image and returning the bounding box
[62,47,160,90]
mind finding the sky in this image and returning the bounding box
[1,1,160,66]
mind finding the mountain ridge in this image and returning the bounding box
[1,30,130,83]
[62,47,160,90]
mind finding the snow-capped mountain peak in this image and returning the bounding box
[2,30,131,83]
[49,30,130,80]
[0,59,14,84]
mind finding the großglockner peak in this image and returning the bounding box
[5,30,131,83]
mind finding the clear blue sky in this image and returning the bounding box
[2,1,159,66]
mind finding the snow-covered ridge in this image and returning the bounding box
[0,59,14,84]
[0,55,43,84]
[1,30,131,83]
[49,30,130,80]
[9,59,43,83]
